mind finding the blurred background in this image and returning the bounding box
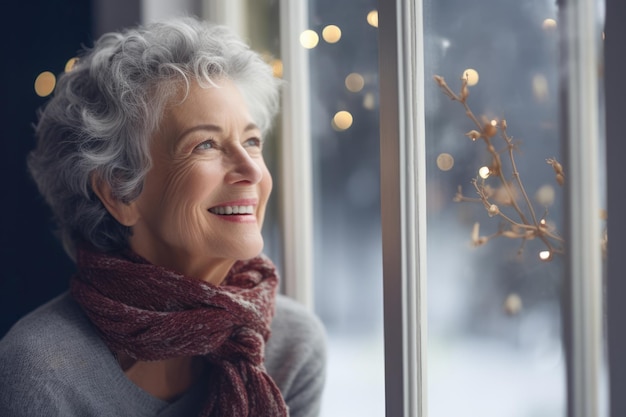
[0,0,607,416]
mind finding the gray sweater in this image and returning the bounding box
[0,292,326,417]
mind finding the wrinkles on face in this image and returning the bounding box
[127,79,272,283]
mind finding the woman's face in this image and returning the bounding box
[128,78,272,283]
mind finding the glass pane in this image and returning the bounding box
[423,1,573,415]
[306,1,385,416]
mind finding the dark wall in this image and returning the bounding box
[0,1,93,337]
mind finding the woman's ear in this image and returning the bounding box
[90,174,140,227]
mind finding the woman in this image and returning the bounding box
[0,16,326,417]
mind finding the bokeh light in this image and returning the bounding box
[539,250,553,261]
[345,72,365,92]
[463,68,479,86]
[367,10,378,28]
[535,184,555,206]
[271,59,283,78]
[300,30,319,49]
[542,18,557,31]
[322,25,342,43]
[363,92,376,110]
[65,57,79,72]
[532,74,549,102]
[332,111,354,131]
[436,153,455,171]
[504,293,523,315]
[34,71,56,97]
[478,166,490,179]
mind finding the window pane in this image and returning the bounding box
[424,1,570,415]
[307,1,385,416]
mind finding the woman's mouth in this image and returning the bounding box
[208,205,255,215]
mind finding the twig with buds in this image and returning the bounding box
[434,74,565,259]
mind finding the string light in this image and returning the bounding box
[478,166,490,179]
[322,25,342,43]
[300,30,319,49]
[34,71,56,97]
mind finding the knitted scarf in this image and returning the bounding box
[70,245,288,417]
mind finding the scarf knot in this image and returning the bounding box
[70,246,288,417]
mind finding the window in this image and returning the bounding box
[380,0,608,416]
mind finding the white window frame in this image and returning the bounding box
[378,0,427,416]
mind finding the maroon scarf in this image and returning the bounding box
[70,246,288,417]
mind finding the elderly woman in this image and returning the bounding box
[0,16,326,417]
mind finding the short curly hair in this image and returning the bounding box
[28,16,281,260]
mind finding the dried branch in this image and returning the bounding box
[434,74,565,259]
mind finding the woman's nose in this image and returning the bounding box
[225,145,263,185]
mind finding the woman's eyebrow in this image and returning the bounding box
[177,122,260,142]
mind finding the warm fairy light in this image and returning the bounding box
[478,166,490,179]
[532,74,549,102]
[367,10,379,28]
[542,18,557,31]
[540,219,547,227]
[322,25,342,43]
[363,92,375,110]
[539,250,552,261]
[271,59,283,78]
[34,71,56,97]
[436,153,455,171]
[300,30,319,49]
[65,57,79,72]
[490,119,497,127]
[345,72,365,92]
[332,111,353,131]
[463,68,479,86]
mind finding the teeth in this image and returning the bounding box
[209,205,254,215]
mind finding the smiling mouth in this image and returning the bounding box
[208,205,255,215]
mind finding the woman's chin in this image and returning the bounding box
[230,239,264,261]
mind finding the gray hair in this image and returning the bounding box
[28,16,281,259]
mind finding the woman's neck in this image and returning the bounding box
[118,354,205,401]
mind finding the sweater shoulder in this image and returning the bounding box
[0,292,95,358]
[0,293,106,416]
[269,294,326,361]
[266,294,327,417]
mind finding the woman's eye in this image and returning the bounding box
[195,139,217,151]
[244,137,262,148]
